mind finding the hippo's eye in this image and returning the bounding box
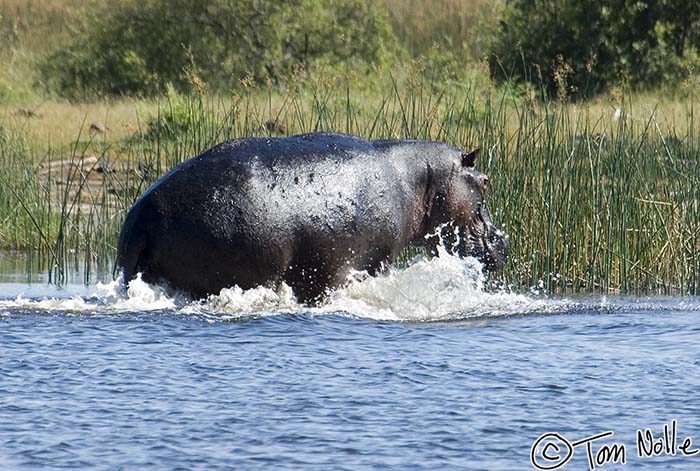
[481,175,489,192]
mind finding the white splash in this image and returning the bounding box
[0,248,569,322]
[186,283,299,321]
[99,274,178,311]
[1,294,94,312]
[0,273,177,314]
[317,246,555,321]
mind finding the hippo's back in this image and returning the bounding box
[138,132,392,236]
[117,132,409,299]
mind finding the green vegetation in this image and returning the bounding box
[39,0,397,98]
[382,0,498,58]
[0,0,699,295]
[1,82,699,294]
[5,0,700,102]
[491,0,700,98]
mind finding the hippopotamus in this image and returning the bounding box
[117,132,508,303]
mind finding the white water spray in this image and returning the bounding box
[0,244,565,322]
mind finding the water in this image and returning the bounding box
[1,251,700,470]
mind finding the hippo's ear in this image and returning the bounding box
[461,148,480,167]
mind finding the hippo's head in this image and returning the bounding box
[443,148,509,272]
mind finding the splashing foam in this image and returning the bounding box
[317,247,553,321]
[135,247,556,321]
[98,274,178,311]
[185,283,299,321]
[0,246,562,321]
[0,273,178,314]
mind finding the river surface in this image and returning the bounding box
[1,251,699,470]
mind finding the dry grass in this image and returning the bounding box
[380,0,500,55]
[0,86,697,154]
[0,0,91,45]
[1,99,159,153]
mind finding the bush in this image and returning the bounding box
[40,0,397,99]
[489,0,700,98]
[141,87,217,142]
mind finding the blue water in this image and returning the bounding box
[2,284,700,470]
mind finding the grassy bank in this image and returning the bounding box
[0,80,698,294]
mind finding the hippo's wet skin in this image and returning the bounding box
[117,132,508,303]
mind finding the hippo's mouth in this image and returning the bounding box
[463,205,509,272]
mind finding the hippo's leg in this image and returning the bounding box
[283,259,336,305]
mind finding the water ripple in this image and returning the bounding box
[1,261,700,468]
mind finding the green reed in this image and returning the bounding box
[1,81,699,294]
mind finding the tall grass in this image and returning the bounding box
[0,81,698,294]
[380,0,499,57]
[0,124,50,249]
